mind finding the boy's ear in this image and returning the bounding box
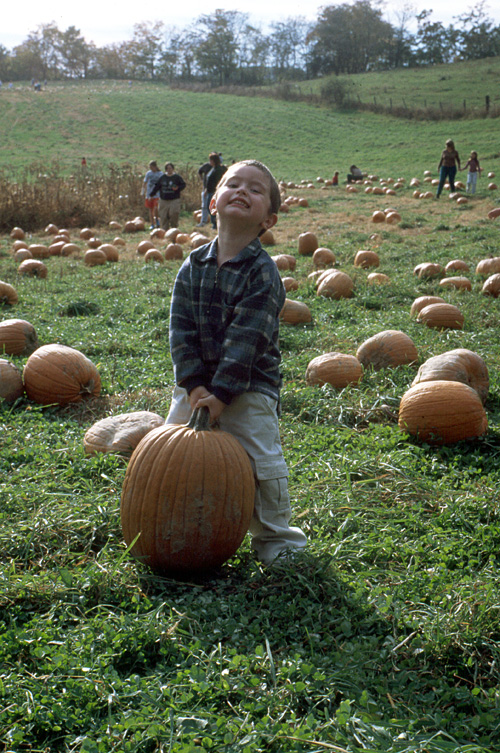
[262,213,278,231]
[209,196,217,215]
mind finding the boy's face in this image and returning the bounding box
[211,164,277,233]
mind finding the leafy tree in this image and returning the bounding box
[192,10,246,85]
[128,21,165,79]
[307,1,395,75]
[454,1,500,59]
[269,18,309,79]
[58,26,94,78]
[14,22,62,80]
[414,10,458,64]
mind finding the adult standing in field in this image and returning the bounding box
[436,139,461,198]
[196,156,213,227]
[141,160,162,229]
[150,162,186,230]
[206,153,227,230]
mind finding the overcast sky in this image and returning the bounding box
[2,0,499,49]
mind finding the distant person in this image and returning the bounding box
[206,152,227,230]
[81,157,87,168]
[141,160,162,229]
[196,156,212,227]
[461,150,482,195]
[347,165,363,183]
[150,162,186,230]
[332,171,339,186]
[436,139,461,198]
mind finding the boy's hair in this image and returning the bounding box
[209,152,221,167]
[446,139,454,147]
[149,160,158,169]
[219,159,281,215]
[165,162,174,170]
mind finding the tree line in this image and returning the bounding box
[1,1,499,86]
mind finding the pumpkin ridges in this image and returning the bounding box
[23,344,101,404]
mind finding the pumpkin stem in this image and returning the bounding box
[187,405,211,431]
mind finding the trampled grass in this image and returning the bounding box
[1,85,500,752]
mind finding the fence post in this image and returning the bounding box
[486,95,490,114]
[463,99,466,112]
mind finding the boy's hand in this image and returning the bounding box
[188,385,211,410]
[194,394,226,423]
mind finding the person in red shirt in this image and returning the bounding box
[436,139,461,198]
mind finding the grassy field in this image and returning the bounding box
[303,57,500,114]
[2,76,500,751]
[1,78,500,182]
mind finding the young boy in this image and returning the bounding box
[167,159,307,565]
[141,160,162,229]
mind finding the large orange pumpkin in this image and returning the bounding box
[279,299,312,324]
[482,273,500,297]
[0,358,24,401]
[356,330,418,371]
[298,232,318,255]
[306,352,363,389]
[398,380,488,445]
[23,344,101,405]
[316,270,354,299]
[411,349,489,404]
[410,296,445,317]
[0,318,39,355]
[120,407,255,574]
[417,303,464,330]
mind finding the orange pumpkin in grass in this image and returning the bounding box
[439,276,472,292]
[354,250,379,269]
[0,281,19,306]
[17,259,48,278]
[165,243,184,260]
[398,380,487,445]
[298,232,318,255]
[316,270,354,299]
[411,349,489,405]
[271,254,296,271]
[84,249,107,266]
[23,344,101,406]
[410,296,445,317]
[0,358,24,402]
[306,352,363,389]
[475,257,500,276]
[356,330,418,371]
[279,299,312,324]
[120,407,255,574]
[482,273,500,297]
[417,303,464,330]
[312,247,336,268]
[0,318,39,356]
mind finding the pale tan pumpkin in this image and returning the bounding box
[282,277,299,292]
[306,352,363,389]
[371,210,386,223]
[316,270,354,299]
[367,272,390,285]
[0,358,24,402]
[439,276,472,291]
[445,259,470,273]
[14,248,33,263]
[98,244,119,262]
[48,241,66,256]
[60,243,81,256]
[80,228,94,240]
[84,249,107,266]
[17,259,48,278]
[165,243,184,260]
[354,250,380,269]
[0,318,39,356]
[487,208,500,220]
[417,303,464,330]
[144,248,164,263]
[23,344,101,406]
[120,407,255,574]
[113,237,126,247]
[411,349,489,404]
[84,411,165,455]
[416,262,444,279]
[475,257,500,276]
[298,232,318,255]
[482,273,500,297]
[410,295,445,317]
[12,240,28,252]
[279,299,312,324]
[312,247,336,268]
[0,281,19,306]
[398,380,488,445]
[259,229,276,245]
[271,254,296,271]
[87,237,102,249]
[136,240,155,255]
[10,227,25,240]
[356,330,418,371]
[28,244,51,259]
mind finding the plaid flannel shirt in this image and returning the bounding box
[169,238,285,405]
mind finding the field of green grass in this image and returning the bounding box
[305,57,500,113]
[1,77,499,181]
[1,73,500,752]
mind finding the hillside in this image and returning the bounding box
[1,73,499,181]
